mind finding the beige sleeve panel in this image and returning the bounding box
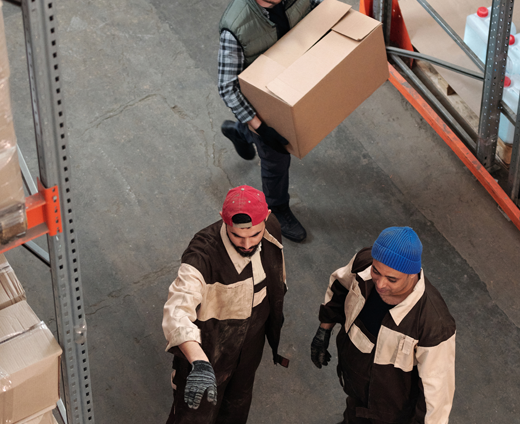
[162,263,204,351]
[324,254,357,304]
[416,333,456,424]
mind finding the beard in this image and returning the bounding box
[230,241,260,257]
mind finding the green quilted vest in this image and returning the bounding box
[220,0,312,67]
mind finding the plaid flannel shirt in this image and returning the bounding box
[217,0,323,123]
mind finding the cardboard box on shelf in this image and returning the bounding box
[21,408,59,424]
[0,253,26,310]
[0,300,62,424]
[239,0,388,159]
[0,2,27,245]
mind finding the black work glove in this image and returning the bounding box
[184,360,217,409]
[256,122,290,155]
[311,326,332,369]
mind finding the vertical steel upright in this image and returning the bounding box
[509,107,520,203]
[20,0,95,423]
[477,0,514,169]
[374,0,393,45]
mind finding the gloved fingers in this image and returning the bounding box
[184,385,204,409]
[206,385,218,406]
[321,350,332,367]
[311,347,324,368]
[267,139,290,155]
[274,131,289,146]
[311,357,323,369]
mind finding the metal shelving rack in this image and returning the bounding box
[2,0,95,422]
[369,0,520,228]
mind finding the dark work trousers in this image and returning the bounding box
[166,329,266,424]
[235,121,291,208]
[337,324,414,424]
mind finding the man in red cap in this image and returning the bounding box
[162,185,288,424]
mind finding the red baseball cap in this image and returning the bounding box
[221,185,269,228]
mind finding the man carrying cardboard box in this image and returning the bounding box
[218,0,324,243]
[162,185,288,424]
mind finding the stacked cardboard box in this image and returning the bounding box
[20,409,59,424]
[0,253,26,310]
[0,256,62,423]
[0,2,27,245]
[239,0,388,159]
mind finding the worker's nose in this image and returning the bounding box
[243,238,253,250]
[375,277,387,291]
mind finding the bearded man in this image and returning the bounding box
[162,185,288,424]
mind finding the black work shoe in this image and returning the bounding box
[221,120,256,160]
[271,204,307,243]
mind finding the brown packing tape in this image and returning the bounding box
[0,203,26,245]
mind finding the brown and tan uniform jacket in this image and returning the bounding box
[320,247,456,424]
[162,216,287,384]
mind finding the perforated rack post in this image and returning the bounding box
[21,0,95,422]
[477,0,515,169]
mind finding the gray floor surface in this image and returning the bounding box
[2,0,520,423]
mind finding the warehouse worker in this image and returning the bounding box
[218,0,323,243]
[162,185,288,424]
[311,227,456,424]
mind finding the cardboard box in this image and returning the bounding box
[0,253,26,311]
[0,301,62,423]
[239,0,389,159]
[0,2,27,244]
[21,408,59,424]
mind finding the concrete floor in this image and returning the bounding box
[3,0,520,422]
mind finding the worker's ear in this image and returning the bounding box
[266,210,271,220]
[219,211,223,218]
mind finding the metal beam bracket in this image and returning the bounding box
[0,180,62,254]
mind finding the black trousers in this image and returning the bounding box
[235,121,291,208]
[166,335,265,424]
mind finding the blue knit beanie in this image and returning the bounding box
[372,227,422,274]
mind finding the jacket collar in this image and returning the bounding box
[389,269,425,325]
[359,266,425,326]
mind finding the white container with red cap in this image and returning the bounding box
[507,33,520,76]
[464,6,517,64]
[498,76,520,144]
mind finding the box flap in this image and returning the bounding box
[263,0,351,68]
[0,301,61,377]
[266,31,358,106]
[0,300,39,342]
[0,259,26,311]
[332,8,382,41]
[239,54,287,93]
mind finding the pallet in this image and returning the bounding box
[413,60,513,166]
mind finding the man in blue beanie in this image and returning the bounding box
[311,227,456,424]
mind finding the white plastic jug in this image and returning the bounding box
[464,6,517,64]
[498,76,520,144]
[507,33,520,76]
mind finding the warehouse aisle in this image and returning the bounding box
[3,0,520,423]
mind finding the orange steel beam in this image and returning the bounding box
[0,180,62,254]
[387,63,520,231]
